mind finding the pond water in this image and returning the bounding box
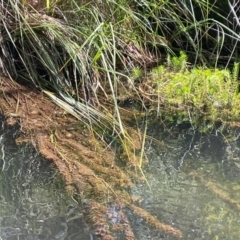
[131,120,240,240]
[0,115,90,240]
[1,114,240,240]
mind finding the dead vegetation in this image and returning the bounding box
[0,77,183,239]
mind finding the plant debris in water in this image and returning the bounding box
[0,79,183,239]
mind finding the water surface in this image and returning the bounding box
[0,115,90,240]
[1,114,240,239]
[131,120,240,239]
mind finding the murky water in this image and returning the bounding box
[1,114,240,240]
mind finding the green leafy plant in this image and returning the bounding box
[150,53,240,125]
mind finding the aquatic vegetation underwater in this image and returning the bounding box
[1,0,240,239]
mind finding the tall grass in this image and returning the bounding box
[134,0,240,67]
[0,0,169,169]
[1,0,240,157]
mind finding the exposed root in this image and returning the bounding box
[37,133,75,193]
[128,204,183,238]
[83,200,115,240]
[83,200,135,240]
[0,78,183,239]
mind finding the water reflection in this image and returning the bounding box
[131,120,240,240]
[0,115,89,240]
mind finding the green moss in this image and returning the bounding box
[131,67,143,80]
[149,52,240,127]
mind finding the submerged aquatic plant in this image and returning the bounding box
[0,79,184,239]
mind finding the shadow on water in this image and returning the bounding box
[130,120,240,240]
[0,115,90,240]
